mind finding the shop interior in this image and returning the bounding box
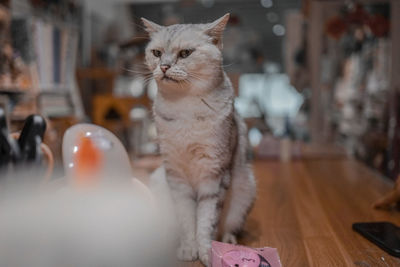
[1,0,400,266]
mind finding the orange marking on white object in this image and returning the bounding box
[74,136,102,187]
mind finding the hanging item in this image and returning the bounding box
[367,14,390,38]
[325,16,348,40]
[346,4,369,25]
[324,2,390,40]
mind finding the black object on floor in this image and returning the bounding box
[353,222,400,258]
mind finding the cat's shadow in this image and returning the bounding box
[238,217,261,244]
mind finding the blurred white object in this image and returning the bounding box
[63,123,133,183]
[62,123,155,201]
[0,123,176,267]
[0,185,174,267]
[147,78,158,100]
[272,24,285,36]
[129,107,149,159]
[237,73,303,135]
[261,0,273,8]
[114,76,145,97]
[248,127,263,147]
[263,62,280,74]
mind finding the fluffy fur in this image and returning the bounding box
[143,14,256,266]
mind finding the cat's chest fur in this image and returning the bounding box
[154,90,234,185]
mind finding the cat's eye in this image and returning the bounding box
[152,49,162,57]
[179,49,193,58]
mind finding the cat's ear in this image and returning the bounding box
[141,18,163,34]
[204,13,230,48]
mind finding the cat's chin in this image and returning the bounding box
[156,78,189,95]
[161,76,180,83]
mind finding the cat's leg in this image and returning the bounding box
[222,165,256,244]
[196,177,226,266]
[167,175,198,261]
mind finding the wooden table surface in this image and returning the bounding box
[181,158,400,267]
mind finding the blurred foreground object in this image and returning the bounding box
[17,115,47,164]
[62,123,155,204]
[63,123,133,184]
[0,112,53,181]
[374,175,400,209]
[0,123,175,267]
[0,184,174,267]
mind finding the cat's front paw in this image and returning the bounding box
[222,232,237,244]
[177,241,198,262]
[198,245,211,266]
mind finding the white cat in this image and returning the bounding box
[143,14,256,266]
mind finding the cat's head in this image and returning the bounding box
[142,14,229,93]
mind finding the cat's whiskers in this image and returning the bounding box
[181,79,193,89]
[133,62,153,68]
[221,62,236,68]
[178,78,186,92]
[122,67,153,76]
[187,73,209,88]
[143,76,157,85]
[120,67,156,86]
[187,77,207,89]
[188,74,234,106]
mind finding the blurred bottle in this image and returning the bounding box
[280,116,292,162]
[129,107,149,159]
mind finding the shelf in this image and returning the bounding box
[10,114,29,122]
[0,88,28,96]
[0,88,70,96]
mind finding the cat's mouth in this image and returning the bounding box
[161,75,179,83]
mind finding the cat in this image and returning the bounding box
[142,14,256,266]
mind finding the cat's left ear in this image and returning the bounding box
[141,17,163,35]
[204,13,230,49]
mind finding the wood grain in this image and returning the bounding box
[182,158,400,266]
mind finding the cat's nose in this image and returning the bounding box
[160,64,171,73]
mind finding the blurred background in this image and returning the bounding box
[1,0,399,180]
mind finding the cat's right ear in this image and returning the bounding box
[204,13,230,49]
[141,18,163,34]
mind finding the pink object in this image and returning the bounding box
[211,241,282,267]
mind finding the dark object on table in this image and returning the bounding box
[0,106,20,167]
[0,106,11,166]
[0,112,46,172]
[353,222,400,257]
[17,114,46,164]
